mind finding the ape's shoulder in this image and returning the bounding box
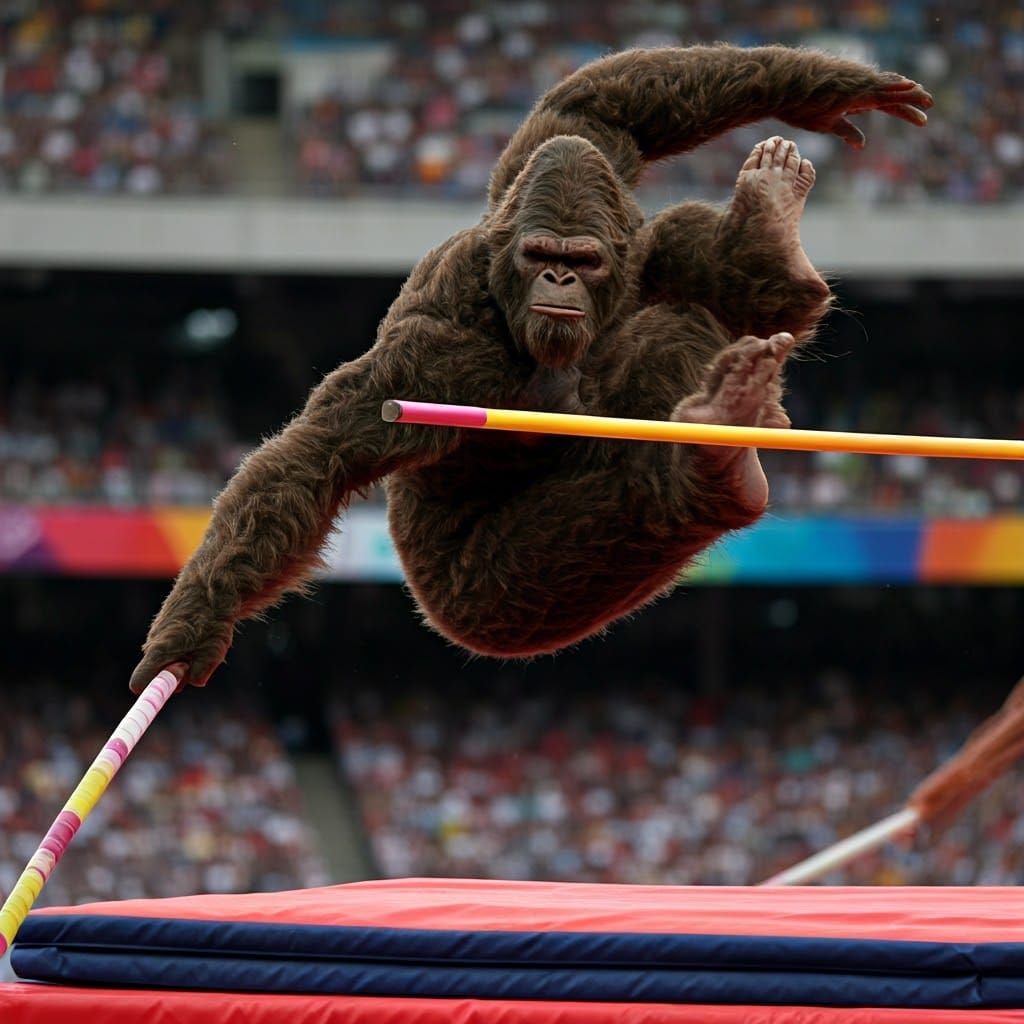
[388,227,497,333]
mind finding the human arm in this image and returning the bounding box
[490,44,932,201]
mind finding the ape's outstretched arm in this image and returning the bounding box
[128,303,505,693]
[490,44,932,202]
[128,356,423,692]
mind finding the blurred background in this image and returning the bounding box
[3,0,1024,979]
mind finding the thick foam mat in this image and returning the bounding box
[7,879,1024,1015]
[5,986,1024,1024]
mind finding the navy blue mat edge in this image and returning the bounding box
[16,915,1024,973]
[12,945,1024,1008]
[12,916,1024,1009]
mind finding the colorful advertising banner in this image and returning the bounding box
[2,504,1023,584]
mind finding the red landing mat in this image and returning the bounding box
[4,987,1024,1024]
[4,879,1024,1021]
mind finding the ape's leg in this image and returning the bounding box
[673,330,795,514]
[392,325,792,657]
[732,138,823,286]
[639,137,831,343]
[715,136,830,339]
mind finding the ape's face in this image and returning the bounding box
[511,231,611,369]
[488,136,638,370]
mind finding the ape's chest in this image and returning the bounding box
[400,431,572,508]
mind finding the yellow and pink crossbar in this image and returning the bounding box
[382,400,1024,461]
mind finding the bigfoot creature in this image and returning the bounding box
[129,45,932,691]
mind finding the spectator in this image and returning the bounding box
[0,373,243,505]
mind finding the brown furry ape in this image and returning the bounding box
[129,45,932,691]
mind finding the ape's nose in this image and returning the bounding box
[541,268,577,286]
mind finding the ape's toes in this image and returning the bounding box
[762,135,785,166]
[730,144,826,299]
[770,137,798,171]
[741,136,781,172]
[771,139,814,194]
[741,141,765,173]
[768,332,797,361]
[759,401,792,431]
[794,157,816,197]
[680,333,793,430]
[738,138,814,199]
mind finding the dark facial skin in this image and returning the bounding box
[512,232,611,369]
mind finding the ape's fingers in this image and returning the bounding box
[879,103,929,126]
[165,662,188,693]
[879,79,934,109]
[831,117,866,149]
[876,72,916,88]
[130,656,189,695]
[846,82,933,117]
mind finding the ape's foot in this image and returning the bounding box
[732,136,824,289]
[673,332,794,515]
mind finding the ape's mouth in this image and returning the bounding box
[530,304,586,319]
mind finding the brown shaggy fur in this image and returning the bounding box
[130,45,932,690]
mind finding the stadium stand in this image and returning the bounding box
[0,681,328,910]
[291,0,1024,201]
[334,673,1024,886]
[3,364,1021,514]
[0,0,236,194]
[2,1,1022,201]
[3,0,1024,1006]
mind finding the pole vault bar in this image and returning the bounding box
[382,400,1024,461]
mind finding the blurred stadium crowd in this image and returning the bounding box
[3,668,1021,935]
[0,681,328,910]
[334,674,1024,886]
[0,0,1022,200]
[0,370,246,506]
[2,7,1023,983]
[290,0,1024,202]
[0,0,235,194]
[3,368,1022,515]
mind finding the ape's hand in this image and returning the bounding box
[128,588,234,694]
[785,73,933,149]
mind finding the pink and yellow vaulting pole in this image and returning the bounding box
[0,668,179,956]
[382,400,1024,461]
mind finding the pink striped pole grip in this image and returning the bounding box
[0,669,178,956]
[382,400,487,428]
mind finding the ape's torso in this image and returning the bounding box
[382,259,704,655]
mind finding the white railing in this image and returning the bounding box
[1,196,1022,276]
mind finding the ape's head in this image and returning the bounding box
[488,136,641,369]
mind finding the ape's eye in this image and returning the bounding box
[567,253,603,271]
[522,246,551,264]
